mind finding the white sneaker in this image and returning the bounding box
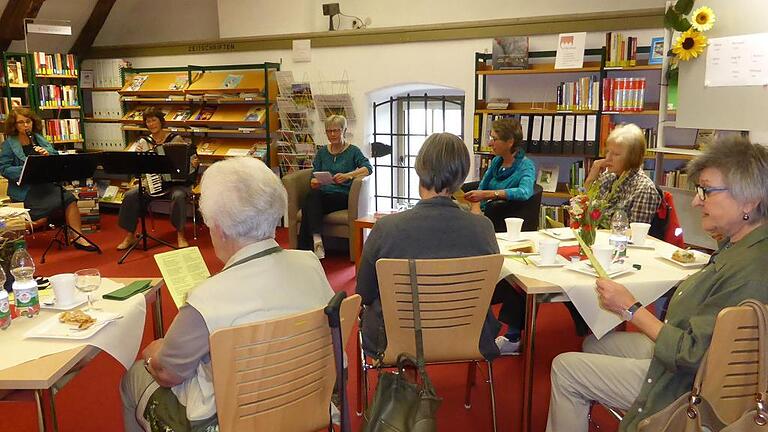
[495,335,521,355]
[330,401,340,425]
[313,242,326,259]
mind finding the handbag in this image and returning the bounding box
[638,299,768,432]
[363,259,442,432]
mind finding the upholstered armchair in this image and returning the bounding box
[282,169,371,261]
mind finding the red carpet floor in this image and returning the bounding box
[1,212,619,431]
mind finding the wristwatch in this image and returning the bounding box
[621,301,643,321]
[493,190,500,199]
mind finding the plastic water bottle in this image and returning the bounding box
[0,271,10,330]
[609,210,630,258]
[11,240,39,318]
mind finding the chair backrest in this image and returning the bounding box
[209,294,362,432]
[376,255,504,364]
[700,303,764,424]
[649,187,685,248]
[347,174,371,223]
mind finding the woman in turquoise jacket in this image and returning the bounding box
[0,108,96,252]
[465,117,536,231]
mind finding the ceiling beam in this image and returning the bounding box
[0,0,46,51]
[70,0,116,56]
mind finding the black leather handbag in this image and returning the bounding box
[363,259,442,432]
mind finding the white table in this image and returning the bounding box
[498,230,704,432]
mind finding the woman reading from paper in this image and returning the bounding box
[116,107,199,250]
[463,117,536,231]
[298,114,372,259]
[546,136,768,432]
[584,123,659,224]
[0,108,97,252]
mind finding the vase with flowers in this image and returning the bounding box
[566,172,628,253]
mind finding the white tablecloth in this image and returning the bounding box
[0,279,147,372]
[499,231,704,338]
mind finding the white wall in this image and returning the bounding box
[4,0,99,53]
[217,0,665,37]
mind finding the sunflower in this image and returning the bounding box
[690,6,716,32]
[672,30,708,61]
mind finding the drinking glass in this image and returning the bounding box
[75,268,101,311]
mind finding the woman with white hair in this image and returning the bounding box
[299,114,372,259]
[546,136,768,432]
[585,123,660,224]
[120,157,334,432]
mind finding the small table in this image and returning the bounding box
[0,278,165,432]
[353,215,376,269]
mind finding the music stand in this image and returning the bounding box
[18,153,102,263]
[100,151,178,264]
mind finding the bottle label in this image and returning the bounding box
[15,288,39,308]
[0,299,9,316]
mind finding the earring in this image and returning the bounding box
[743,213,750,221]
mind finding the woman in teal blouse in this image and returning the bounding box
[298,115,372,259]
[465,118,536,231]
[0,108,97,252]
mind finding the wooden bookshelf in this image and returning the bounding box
[40,106,80,110]
[185,70,277,96]
[91,87,122,92]
[196,137,268,160]
[477,61,602,75]
[119,72,190,96]
[84,117,123,123]
[36,74,78,79]
[187,105,277,128]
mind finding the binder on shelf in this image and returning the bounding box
[540,115,553,154]
[529,115,543,154]
[551,115,564,154]
[519,114,530,150]
[584,115,598,157]
[563,115,575,155]
[574,115,586,155]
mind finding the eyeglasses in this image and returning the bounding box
[326,128,342,134]
[695,185,729,201]
[15,119,32,125]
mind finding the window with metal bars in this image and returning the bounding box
[371,93,465,211]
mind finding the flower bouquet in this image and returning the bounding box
[566,172,628,251]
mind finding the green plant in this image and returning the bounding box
[665,0,696,31]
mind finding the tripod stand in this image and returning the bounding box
[18,153,102,263]
[101,151,177,264]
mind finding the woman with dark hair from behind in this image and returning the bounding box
[356,132,501,360]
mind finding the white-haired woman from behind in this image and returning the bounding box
[585,123,660,224]
[120,157,334,432]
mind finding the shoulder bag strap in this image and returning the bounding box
[408,259,437,392]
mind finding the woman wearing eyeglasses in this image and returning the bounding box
[584,123,660,224]
[546,136,768,432]
[0,108,97,251]
[297,114,372,259]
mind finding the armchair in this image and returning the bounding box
[283,169,371,261]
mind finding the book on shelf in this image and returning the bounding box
[33,52,77,76]
[556,76,599,111]
[195,107,217,121]
[486,98,510,110]
[222,74,243,89]
[43,119,81,142]
[6,59,26,84]
[168,75,188,91]
[10,97,22,108]
[38,84,79,108]
[126,75,148,92]
[604,33,638,68]
[492,37,529,70]
[243,106,266,122]
[601,77,646,112]
[171,110,192,121]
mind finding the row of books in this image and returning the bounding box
[84,123,125,151]
[602,77,647,112]
[555,76,600,111]
[539,205,570,229]
[601,117,658,150]
[90,91,123,119]
[71,186,100,233]
[43,119,82,143]
[38,84,79,108]
[476,113,600,156]
[33,52,77,76]
[661,169,694,190]
[122,106,267,123]
[605,33,639,68]
[87,58,129,88]
[568,160,587,190]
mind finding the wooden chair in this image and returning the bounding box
[209,294,362,432]
[282,168,371,261]
[358,255,504,431]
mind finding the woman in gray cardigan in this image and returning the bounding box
[356,132,501,360]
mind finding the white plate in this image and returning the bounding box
[657,250,710,268]
[40,294,88,311]
[567,261,633,278]
[25,310,121,340]
[529,255,569,267]
[539,228,576,241]
[496,234,528,244]
[627,242,655,250]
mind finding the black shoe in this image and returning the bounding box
[73,242,99,252]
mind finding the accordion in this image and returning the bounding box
[144,143,196,197]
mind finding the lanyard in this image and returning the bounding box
[222,246,283,272]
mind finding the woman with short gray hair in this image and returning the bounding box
[356,132,502,360]
[298,114,372,259]
[546,136,768,432]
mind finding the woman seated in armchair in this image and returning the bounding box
[464,117,536,232]
[546,136,768,432]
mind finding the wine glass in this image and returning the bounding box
[75,268,101,311]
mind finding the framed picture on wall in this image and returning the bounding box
[536,165,559,193]
[649,37,665,65]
